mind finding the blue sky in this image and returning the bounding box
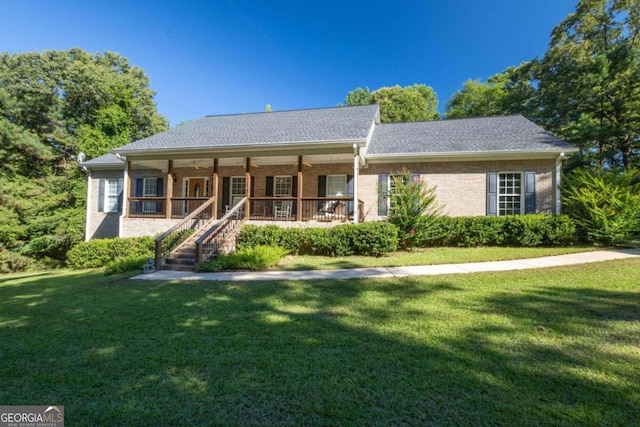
[1,0,577,126]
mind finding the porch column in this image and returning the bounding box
[212,158,219,220]
[353,144,359,224]
[125,160,132,218]
[297,156,303,221]
[244,157,251,220]
[165,160,174,219]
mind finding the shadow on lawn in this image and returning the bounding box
[0,267,638,426]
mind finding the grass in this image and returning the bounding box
[276,245,598,270]
[1,259,639,426]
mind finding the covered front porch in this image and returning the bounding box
[121,151,365,235]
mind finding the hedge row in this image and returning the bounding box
[417,214,577,247]
[237,222,399,257]
[66,236,155,269]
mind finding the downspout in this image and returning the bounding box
[555,153,564,214]
[353,143,359,224]
[85,171,92,241]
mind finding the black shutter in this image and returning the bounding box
[117,179,124,212]
[157,178,164,197]
[317,175,326,211]
[98,179,105,212]
[487,172,498,216]
[378,174,388,216]
[136,178,143,197]
[317,176,327,197]
[222,177,230,207]
[266,176,274,197]
[250,176,255,197]
[524,172,536,214]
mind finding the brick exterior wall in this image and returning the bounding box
[86,170,124,239]
[87,158,557,240]
[359,159,556,219]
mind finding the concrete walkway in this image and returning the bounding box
[132,249,640,282]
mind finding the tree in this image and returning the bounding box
[444,64,538,119]
[386,169,442,249]
[0,49,167,267]
[534,0,640,169]
[345,84,439,122]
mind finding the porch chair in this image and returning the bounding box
[225,196,245,217]
[274,200,292,220]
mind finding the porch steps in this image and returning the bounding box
[163,243,199,271]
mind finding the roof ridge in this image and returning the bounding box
[377,114,526,126]
[204,104,378,118]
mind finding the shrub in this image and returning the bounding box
[237,222,398,256]
[104,255,151,276]
[198,245,287,272]
[418,215,576,247]
[66,236,155,269]
[0,250,33,274]
[386,169,442,249]
[563,169,640,245]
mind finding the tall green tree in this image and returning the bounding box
[345,84,439,122]
[445,64,538,119]
[534,0,640,169]
[0,49,167,266]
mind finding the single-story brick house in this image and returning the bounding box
[81,104,577,241]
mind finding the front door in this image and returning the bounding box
[186,178,206,214]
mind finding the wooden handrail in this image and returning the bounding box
[194,197,247,264]
[156,197,216,241]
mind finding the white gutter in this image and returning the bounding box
[365,148,578,163]
[112,138,368,157]
[119,161,129,238]
[353,144,359,224]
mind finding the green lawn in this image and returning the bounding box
[1,259,639,426]
[276,245,598,270]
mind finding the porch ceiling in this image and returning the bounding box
[131,153,354,171]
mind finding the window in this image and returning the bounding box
[327,175,346,197]
[274,175,293,197]
[143,177,158,213]
[104,178,122,212]
[498,173,522,216]
[230,176,246,204]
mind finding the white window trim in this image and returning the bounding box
[327,174,347,197]
[274,175,293,197]
[104,178,122,213]
[142,177,158,213]
[230,176,246,205]
[497,171,524,216]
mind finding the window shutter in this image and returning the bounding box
[117,179,124,212]
[524,172,536,214]
[98,179,105,212]
[154,178,162,214]
[266,176,274,197]
[317,176,326,197]
[157,178,163,197]
[346,175,354,216]
[222,177,230,206]
[378,174,389,216]
[136,178,143,197]
[487,172,498,216]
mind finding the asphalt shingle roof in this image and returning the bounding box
[80,153,123,167]
[368,115,574,155]
[114,105,380,153]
